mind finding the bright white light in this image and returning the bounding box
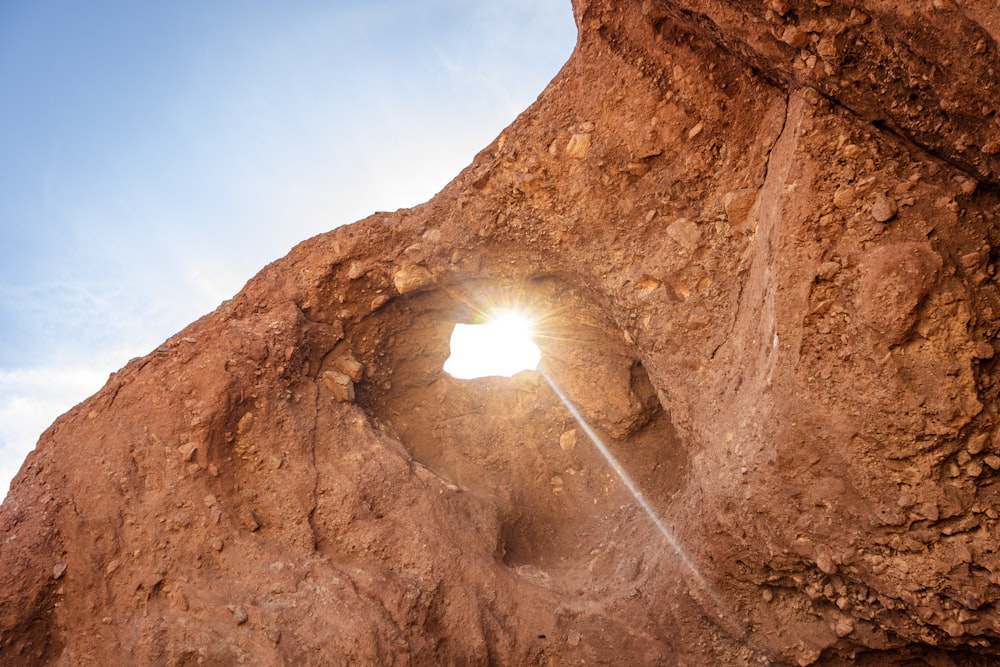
[444,310,541,379]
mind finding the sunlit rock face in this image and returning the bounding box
[4,0,1000,664]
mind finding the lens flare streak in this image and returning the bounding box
[541,370,748,642]
[541,371,706,584]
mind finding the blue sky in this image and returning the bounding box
[0,0,576,499]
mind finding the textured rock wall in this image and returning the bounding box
[3,1,1000,664]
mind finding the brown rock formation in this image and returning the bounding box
[4,0,1000,664]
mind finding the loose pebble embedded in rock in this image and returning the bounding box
[347,261,368,280]
[236,412,255,435]
[835,617,855,637]
[392,264,433,294]
[968,433,989,454]
[780,25,809,48]
[559,428,578,452]
[815,546,837,575]
[565,132,592,159]
[228,604,249,625]
[974,341,995,359]
[833,185,854,209]
[322,370,355,402]
[178,442,198,462]
[871,194,898,222]
[724,188,757,226]
[239,509,262,532]
[333,355,365,382]
[667,218,701,251]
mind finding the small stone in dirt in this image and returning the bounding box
[228,604,249,625]
[211,538,224,552]
[178,442,198,462]
[816,261,841,280]
[347,261,367,280]
[974,341,995,359]
[724,188,757,226]
[834,616,855,637]
[780,25,809,48]
[624,161,649,177]
[333,356,365,382]
[559,429,578,452]
[815,547,837,575]
[565,132,591,159]
[53,563,66,579]
[567,629,582,647]
[392,264,433,294]
[833,185,854,209]
[236,411,255,435]
[968,433,989,454]
[268,629,281,644]
[984,454,1000,470]
[768,0,789,16]
[239,509,262,532]
[321,370,355,402]
[871,194,897,222]
[667,217,700,251]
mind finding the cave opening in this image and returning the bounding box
[443,308,542,380]
[335,274,689,588]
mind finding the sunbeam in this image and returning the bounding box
[541,369,745,640]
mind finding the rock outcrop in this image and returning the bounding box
[4,0,1000,664]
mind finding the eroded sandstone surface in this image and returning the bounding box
[4,0,1000,664]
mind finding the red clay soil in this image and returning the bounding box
[4,0,1000,664]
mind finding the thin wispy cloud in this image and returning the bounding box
[0,366,112,499]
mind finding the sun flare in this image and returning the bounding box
[443,309,541,379]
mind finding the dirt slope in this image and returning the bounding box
[3,0,1000,664]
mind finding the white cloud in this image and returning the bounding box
[0,365,111,502]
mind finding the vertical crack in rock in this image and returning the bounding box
[305,384,322,551]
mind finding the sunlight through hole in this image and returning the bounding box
[444,309,541,379]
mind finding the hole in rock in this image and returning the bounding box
[332,275,689,590]
[443,309,541,379]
